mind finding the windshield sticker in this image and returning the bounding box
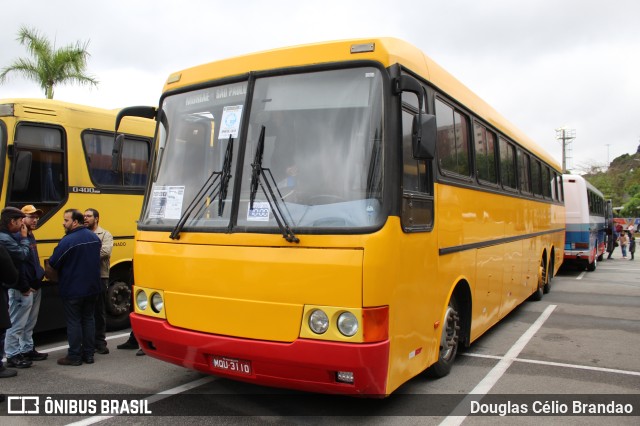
[247,201,270,222]
[215,84,247,100]
[149,185,185,219]
[219,105,243,139]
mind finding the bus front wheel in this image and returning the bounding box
[427,297,460,378]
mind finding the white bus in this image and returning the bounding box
[563,174,607,271]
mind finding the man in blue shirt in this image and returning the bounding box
[45,209,101,366]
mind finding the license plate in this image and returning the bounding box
[211,355,252,376]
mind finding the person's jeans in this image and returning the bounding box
[622,245,628,257]
[22,289,41,353]
[62,295,97,361]
[4,289,34,358]
[94,278,108,349]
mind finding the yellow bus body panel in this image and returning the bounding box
[135,235,364,341]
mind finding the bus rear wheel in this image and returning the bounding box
[543,257,553,294]
[106,271,132,331]
[530,260,545,301]
[427,297,460,378]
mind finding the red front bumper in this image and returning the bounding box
[131,313,390,396]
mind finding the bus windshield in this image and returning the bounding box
[141,67,385,232]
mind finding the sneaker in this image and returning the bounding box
[6,355,32,369]
[136,349,145,356]
[57,356,82,366]
[95,346,110,355]
[22,349,48,361]
[0,366,18,378]
[117,340,139,350]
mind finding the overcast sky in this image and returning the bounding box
[1,0,639,171]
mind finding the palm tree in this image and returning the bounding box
[0,25,98,99]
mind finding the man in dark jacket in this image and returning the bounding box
[4,205,47,366]
[0,207,32,369]
[45,209,101,366]
[1,245,19,403]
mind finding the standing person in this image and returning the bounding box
[45,209,101,366]
[629,232,636,261]
[619,231,629,259]
[117,331,145,356]
[0,207,32,369]
[0,245,19,383]
[5,205,47,369]
[607,227,618,259]
[84,208,113,355]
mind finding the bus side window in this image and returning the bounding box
[499,138,517,189]
[122,138,150,187]
[435,98,470,177]
[85,131,151,188]
[11,124,65,203]
[517,149,531,194]
[473,122,497,184]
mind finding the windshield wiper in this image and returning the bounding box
[170,136,234,240]
[218,136,234,216]
[249,125,299,243]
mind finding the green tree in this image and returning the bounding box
[0,25,98,99]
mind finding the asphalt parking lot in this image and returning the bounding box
[1,256,639,425]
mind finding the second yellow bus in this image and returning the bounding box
[123,38,565,396]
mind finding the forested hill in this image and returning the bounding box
[583,151,640,216]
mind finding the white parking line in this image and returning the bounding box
[439,304,557,426]
[64,376,217,426]
[463,352,640,377]
[39,332,131,355]
[576,271,586,280]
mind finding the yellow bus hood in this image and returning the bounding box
[134,239,363,342]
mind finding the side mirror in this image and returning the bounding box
[113,105,157,173]
[394,75,435,159]
[413,114,436,160]
[12,150,33,192]
[111,133,124,173]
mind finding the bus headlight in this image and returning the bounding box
[151,292,164,313]
[337,312,359,337]
[136,290,148,311]
[309,309,329,334]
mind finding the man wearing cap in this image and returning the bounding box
[4,205,48,367]
[0,207,32,369]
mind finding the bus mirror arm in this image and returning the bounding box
[113,106,158,172]
[114,106,157,133]
[393,75,435,159]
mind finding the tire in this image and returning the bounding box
[543,257,553,294]
[529,260,544,301]
[586,256,597,272]
[427,296,460,378]
[105,270,132,331]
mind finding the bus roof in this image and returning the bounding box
[0,98,155,135]
[162,37,560,171]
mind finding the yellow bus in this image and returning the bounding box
[123,38,565,396]
[0,98,154,331]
